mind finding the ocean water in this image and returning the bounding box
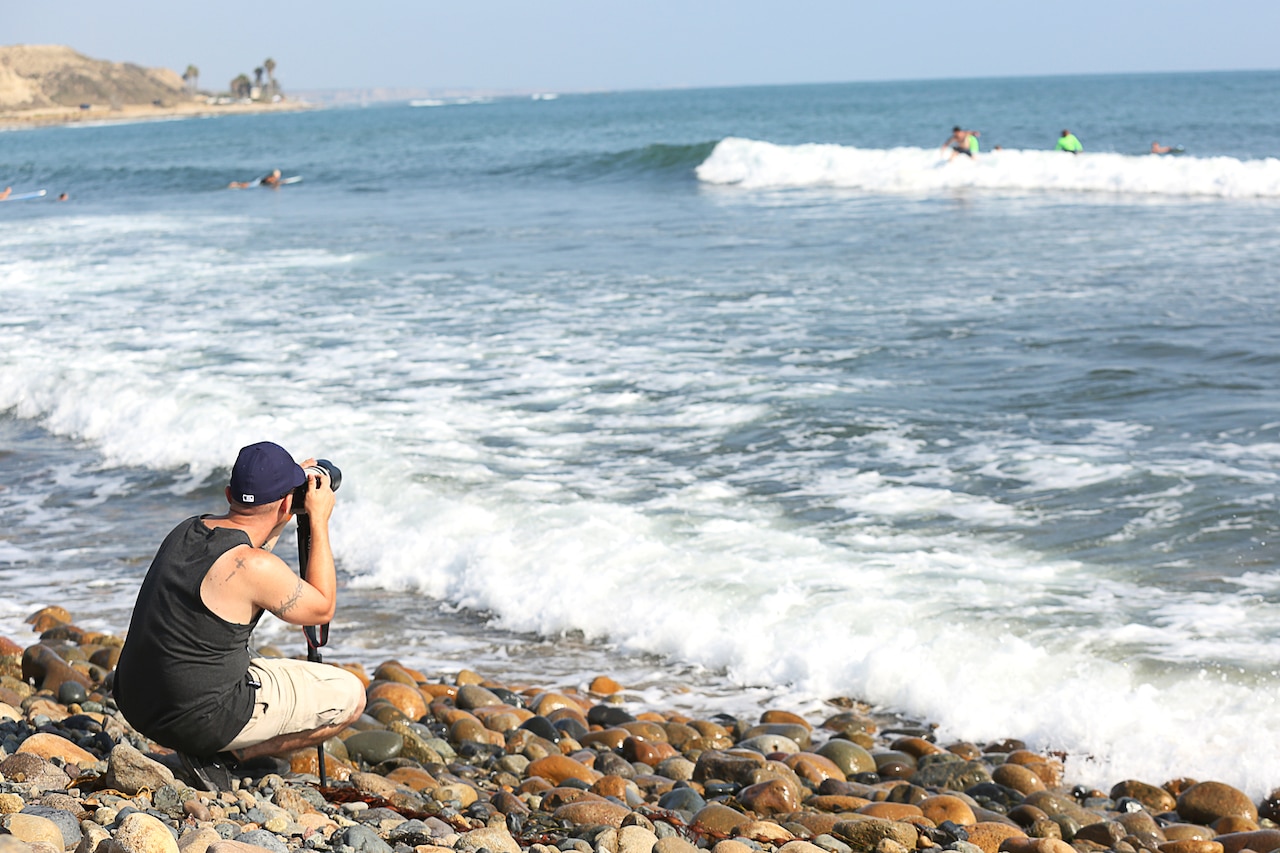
[4,71,1280,795]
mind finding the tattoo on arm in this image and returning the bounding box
[270,578,304,618]
[226,555,246,581]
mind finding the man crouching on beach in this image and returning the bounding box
[113,441,366,792]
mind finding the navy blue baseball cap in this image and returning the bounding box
[229,441,306,505]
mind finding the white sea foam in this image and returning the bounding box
[697,137,1280,198]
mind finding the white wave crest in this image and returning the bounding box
[696,137,1280,198]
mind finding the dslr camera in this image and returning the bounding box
[293,459,342,515]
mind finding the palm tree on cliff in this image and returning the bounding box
[183,64,199,94]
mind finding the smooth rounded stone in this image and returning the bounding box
[554,717,590,742]
[594,825,660,853]
[455,826,520,853]
[21,805,81,850]
[712,842,755,853]
[783,752,844,786]
[832,817,920,852]
[693,804,753,837]
[208,844,288,853]
[736,821,794,843]
[344,730,404,765]
[588,705,636,727]
[739,734,801,756]
[961,823,1028,853]
[1003,752,1063,789]
[1048,815,1081,842]
[998,838,1076,853]
[1157,825,1215,843]
[654,837,700,853]
[178,828,222,853]
[1112,781,1178,815]
[652,756,693,782]
[658,787,706,815]
[815,740,875,777]
[693,750,767,786]
[0,754,71,793]
[738,778,801,817]
[1158,843,1224,853]
[103,743,175,795]
[821,712,877,739]
[921,794,978,826]
[1021,791,1098,823]
[913,757,993,792]
[115,812,180,853]
[18,731,95,766]
[745,724,812,750]
[528,754,602,786]
[1118,811,1164,838]
[520,715,562,743]
[1213,830,1280,853]
[857,803,922,821]
[1026,820,1062,840]
[332,825,394,853]
[0,794,23,814]
[56,682,87,706]
[809,837,852,853]
[552,800,632,828]
[804,794,872,814]
[992,763,1046,795]
[366,681,427,721]
[231,831,287,853]
[1177,783,1258,826]
[1074,820,1127,847]
[778,843,828,853]
[1,814,63,849]
[623,737,678,766]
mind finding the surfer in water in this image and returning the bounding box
[228,169,284,189]
[1151,141,1174,154]
[941,127,980,161]
[0,187,10,201]
[1055,129,1084,154]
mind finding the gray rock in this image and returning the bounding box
[811,835,852,853]
[455,685,503,710]
[233,831,289,853]
[815,740,876,777]
[332,825,393,853]
[20,805,82,850]
[344,731,404,765]
[911,759,992,791]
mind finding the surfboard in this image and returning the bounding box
[0,190,47,202]
[279,176,302,185]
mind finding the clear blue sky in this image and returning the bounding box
[9,0,1279,93]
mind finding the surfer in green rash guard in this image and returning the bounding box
[1055,129,1084,153]
[942,126,980,161]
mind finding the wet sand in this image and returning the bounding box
[0,99,314,131]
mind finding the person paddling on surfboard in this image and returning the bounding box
[260,169,283,188]
[0,187,10,201]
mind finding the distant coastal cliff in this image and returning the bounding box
[0,44,310,128]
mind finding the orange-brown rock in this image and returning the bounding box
[588,675,623,695]
[762,709,812,730]
[890,736,942,759]
[857,803,923,820]
[0,637,22,656]
[579,727,630,751]
[529,692,585,716]
[999,838,1077,853]
[993,763,1047,795]
[832,816,920,851]
[805,794,872,813]
[527,754,601,786]
[365,681,427,721]
[964,822,1029,853]
[619,720,669,742]
[287,749,353,781]
[373,662,420,686]
[738,778,801,817]
[591,775,632,800]
[1004,751,1063,788]
[694,749,768,786]
[1158,842,1225,853]
[1161,825,1217,842]
[920,794,977,826]
[1111,780,1178,814]
[26,607,71,631]
[385,766,439,792]
[420,683,456,699]
[1177,783,1258,826]
[547,706,590,727]
[21,645,92,693]
[693,803,752,837]
[623,737,678,766]
[552,800,632,828]
[15,732,96,766]
[1214,830,1280,853]
[1213,817,1258,835]
[785,752,846,785]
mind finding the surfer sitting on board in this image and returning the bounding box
[1151,141,1172,154]
[941,127,979,161]
[0,187,10,201]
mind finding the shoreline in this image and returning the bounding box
[3,605,1280,853]
[0,99,316,131]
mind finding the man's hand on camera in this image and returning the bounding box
[299,457,336,523]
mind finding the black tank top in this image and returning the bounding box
[114,516,263,755]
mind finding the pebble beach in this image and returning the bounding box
[2,606,1279,853]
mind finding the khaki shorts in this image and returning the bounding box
[222,657,364,752]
